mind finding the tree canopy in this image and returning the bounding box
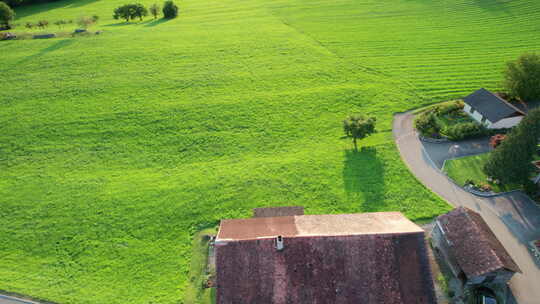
[504,53,540,102]
[484,108,540,184]
[0,1,15,27]
[163,0,178,19]
[113,3,148,22]
[343,115,376,150]
[150,3,160,19]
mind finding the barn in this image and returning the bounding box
[431,207,521,286]
[214,211,437,304]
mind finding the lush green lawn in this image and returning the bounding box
[443,153,517,193]
[1,0,540,303]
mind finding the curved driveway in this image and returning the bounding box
[393,112,540,304]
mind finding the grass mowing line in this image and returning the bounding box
[2,0,540,302]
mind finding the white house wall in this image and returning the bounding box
[463,104,492,127]
[489,116,523,129]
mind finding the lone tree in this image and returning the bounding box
[150,3,160,19]
[0,1,15,28]
[484,108,540,184]
[162,0,178,19]
[504,52,540,102]
[343,115,376,150]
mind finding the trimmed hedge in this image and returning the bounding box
[444,122,488,141]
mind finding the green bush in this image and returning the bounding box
[0,1,15,28]
[524,180,538,196]
[414,112,439,137]
[444,122,487,141]
[437,100,464,116]
[162,0,178,19]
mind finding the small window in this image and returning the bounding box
[469,107,475,114]
[481,116,487,124]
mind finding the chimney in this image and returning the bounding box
[275,235,284,251]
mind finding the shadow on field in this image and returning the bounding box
[473,0,513,14]
[16,39,74,65]
[15,0,100,18]
[144,18,172,27]
[342,147,386,211]
[103,22,137,27]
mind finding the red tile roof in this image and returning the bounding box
[215,212,436,304]
[217,212,424,241]
[436,207,521,277]
[253,206,304,218]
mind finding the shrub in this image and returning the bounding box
[444,122,487,141]
[162,0,178,19]
[414,112,439,137]
[438,100,464,116]
[0,1,15,28]
[78,16,96,28]
[524,180,538,197]
[464,179,475,186]
[479,183,492,192]
[92,15,99,23]
[37,20,49,29]
[489,134,507,149]
[25,21,33,29]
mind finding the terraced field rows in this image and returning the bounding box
[267,0,540,101]
[1,0,539,303]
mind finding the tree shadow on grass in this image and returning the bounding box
[473,0,513,14]
[103,22,137,27]
[342,147,386,212]
[144,18,173,27]
[15,39,74,65]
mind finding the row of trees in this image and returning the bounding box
[113,1,178,22]
[23,16,98,30]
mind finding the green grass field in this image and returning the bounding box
[1,0,540,303]
[443,153,518,193]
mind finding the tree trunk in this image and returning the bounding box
[353,137,358,151]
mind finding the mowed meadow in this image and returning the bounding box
[1,0,539,303]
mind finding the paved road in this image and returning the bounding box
[0,295,41,304]
[394,112,540,304]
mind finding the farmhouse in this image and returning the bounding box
[214,211,436,304]
[431,207,521,286]
[463,88,525,129]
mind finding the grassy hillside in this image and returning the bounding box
[1,0,539,303]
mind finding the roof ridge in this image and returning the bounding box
[486,89,526,115]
